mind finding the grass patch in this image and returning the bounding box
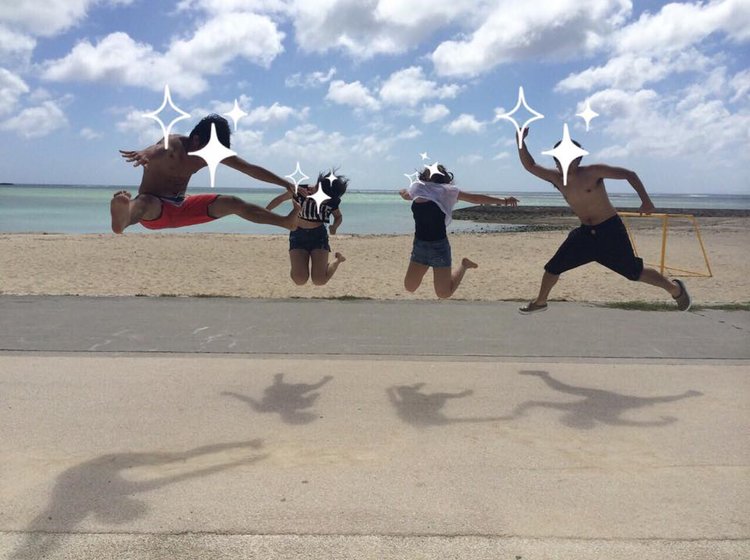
[600,301,750,312]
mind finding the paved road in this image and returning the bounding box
[1,296,748,559]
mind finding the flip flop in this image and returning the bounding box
[672,279,691,311]
[518,301,548,314]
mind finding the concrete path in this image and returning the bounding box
[0,296,748,559]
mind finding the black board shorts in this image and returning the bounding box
[544,214,644,281]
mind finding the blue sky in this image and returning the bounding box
[0,0,748,193]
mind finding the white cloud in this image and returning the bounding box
[116,107,167,145]
[285,67,336,88]
[0,100,67,138]
[379,66,460,107]
[41,12,284,96]
[613,0,750,56]
[177,0,289,13]
[0,68,29,116]
[588,84,750,161]
[431,0,631,77]
[326,80,381,111]
[493,151,510,161]
[445,113,485,134]
[397,125,422,140]
[244,102,308,125]
[80,127,101,140]
[0,25,36,63]
[730,69,750,103]
[422,103,450,123]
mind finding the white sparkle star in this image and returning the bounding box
[143,85,191,149]
[223,98,248,132]
[308,182,331,212]
[285,162,309,194]
[424,162,444,180]
[404,171,423,188]
[419,152,429,161]
[494,86,545,149]
[576,100,599,131]
[542,123,589,187]
[188,123,237,188]
[323,170,338,186]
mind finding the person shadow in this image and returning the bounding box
[222,373,333,425]
[512,370,703,429]
[10,439,267,560]
[387,382,510,427]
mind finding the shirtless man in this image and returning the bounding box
[516,127,690,313]
[111,114,299,234]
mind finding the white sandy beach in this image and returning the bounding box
[0,220,746,304]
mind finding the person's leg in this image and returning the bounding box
[404,261,429,293]
[310,250,345,286]
[638,267,680,297]
[110,191,161,233]
[534,271,560,305]
[289,249,310,285]
[209,195,299,230]
[432,258,478,299]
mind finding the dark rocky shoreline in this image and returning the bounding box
[453,206,750,230]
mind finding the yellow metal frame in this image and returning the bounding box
[619,212,713,278]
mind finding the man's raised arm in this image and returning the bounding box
[589,164,655,214]
[517,128,560,186]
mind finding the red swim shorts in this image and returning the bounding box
[140,194,220,230]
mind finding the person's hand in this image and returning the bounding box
[329,227,337,235]
[638,200,656,215]
[119,149,149,168]
[516,126,530,147]
[504,196,519,207]
[399,189,412,201]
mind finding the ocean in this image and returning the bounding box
[1,184,749,235]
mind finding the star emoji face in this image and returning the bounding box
[541,123,589,187]
[424,162,444,180]
[576,100,599,131]
[188,122,237,188]
[494,86,545,148]
[308,182,331,212]
[323,171,338,186]
[285,162,309,195]
[143,85,191,149]
[223,99,248,132]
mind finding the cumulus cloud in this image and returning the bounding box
[0,68,29,116]
[41,12,284,96]
[244,102,308,125]
[445,113,485,134]
[0,100,68,138]
[285,67,336,88]
[379,66,460,107]
[431,0,631,77]
[422,103,450,123]
[326,79,381,111]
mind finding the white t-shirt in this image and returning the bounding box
[408,181,461,226]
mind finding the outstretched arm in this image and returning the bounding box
[588,164,655,214]
[223,156,294,192]
[517,128,561,187]
[399,189,413,201]
[457,191,519,207]
[119,136,178,168]
[266,191,293,210]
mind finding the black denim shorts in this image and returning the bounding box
[289,224,330,253]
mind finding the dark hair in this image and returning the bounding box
[318,169,348,199]
[189,114,231,149]
[418,163,454,184]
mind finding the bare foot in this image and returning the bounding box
[334,252,346,263]
[283,200,301,230]
[110,190,132,234]
[462,257,478,269]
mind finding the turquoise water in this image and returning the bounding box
[1,185,748,235]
